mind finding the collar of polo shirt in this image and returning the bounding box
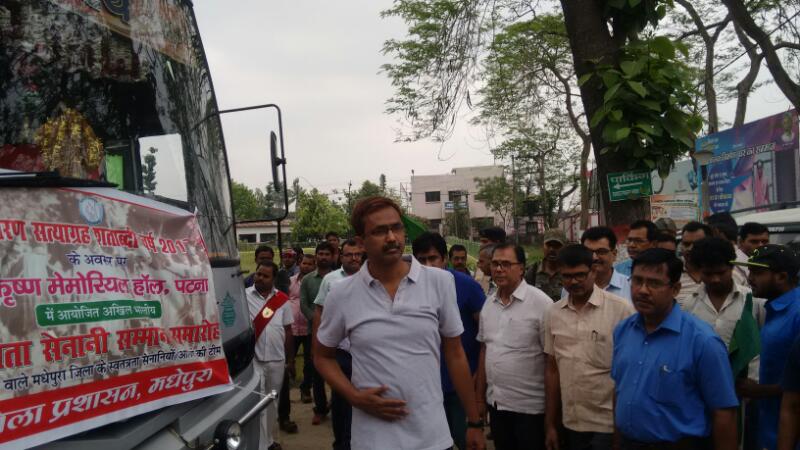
[634,300,683,333]
[361,254,421,286]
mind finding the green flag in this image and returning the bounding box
[729,294,761,378]
[401,214,428,243]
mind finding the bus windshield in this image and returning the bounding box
[0,0,237,258]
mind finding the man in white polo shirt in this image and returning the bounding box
[246,261,294,450]
[315,196,485,450]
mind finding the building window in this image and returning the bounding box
[239,234,257,243]
[425,191,441,203]
[259,233,270,242]
[448,190,464,202]
[429,219,442,231]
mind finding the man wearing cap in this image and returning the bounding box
[735,244,800,450]
[525,229,566,301]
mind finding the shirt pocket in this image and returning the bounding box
[650,364,689,406]
[584,329,613,369]
[503,317,537,349]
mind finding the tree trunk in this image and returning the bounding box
[580,140,591,229]
[560,0,649,227]
[722,0,800,110]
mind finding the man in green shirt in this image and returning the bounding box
[525,228,566,301]
[300,241,336,425]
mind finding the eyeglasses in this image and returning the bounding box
[341,252,362,259]
[589,248,612,256]
[561,271,590,282]
[627,238,649,245]
[369,222,404,238]
[630,276,672,290]
[490,261,522,270]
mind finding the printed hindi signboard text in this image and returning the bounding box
[0,188,231,449]
[607,171,653,202]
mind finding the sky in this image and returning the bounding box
[193,1,496,200]
[192,2,793,200]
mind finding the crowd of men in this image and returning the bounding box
[244,197,800,450]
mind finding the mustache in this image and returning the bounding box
[382,243,402,252]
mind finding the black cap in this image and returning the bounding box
[733,244,800,276]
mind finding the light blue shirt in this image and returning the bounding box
[612,303,739,443]
[561,269,631,301]
[615,259,633,277]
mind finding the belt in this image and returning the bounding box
[621,436,711,450]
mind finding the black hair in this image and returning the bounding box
[632,248,683,284]
[292,246,304,256]
[688,237,736,269]
[341,238,359,251]
[581,226,617,249]
[255,260,280,276]
[557,244,594,268]
[325,231,340,240]
[479,227,506,243]
[448,244,468,259]
[706,212,738,242]
[739,222,769,241]
[254,245,274,261]
[682,221,713,236]
[492,242,526,267]
[412,232,447,259]
[629,220,658,241]
[315,241,336,255]
[655,232,677,245]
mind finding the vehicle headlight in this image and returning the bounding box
[214,420,242,450]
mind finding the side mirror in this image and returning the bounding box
[270,131,286,195]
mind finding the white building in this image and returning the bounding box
[235,220,293,244]
[411,165,505,235]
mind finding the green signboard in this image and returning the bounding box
[607,171,652,202]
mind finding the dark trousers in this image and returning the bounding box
[295,334,313,392]
[443,391,467,450]
[620,436,711,450]
[311,342,329,416]
[278,334,313,421]
[488,405,545,450]
[331,350,352,450]
[564,428,613,450]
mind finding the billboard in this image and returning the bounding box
[0,188,231,449]
[696,110,799,214]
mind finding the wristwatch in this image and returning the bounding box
[466,419,485,429]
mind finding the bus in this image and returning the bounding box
[0,1,282,448]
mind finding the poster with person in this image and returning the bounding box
[696,110,799,214]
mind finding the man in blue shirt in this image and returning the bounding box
[412,232,486,450]
[614,220,657,277]
[612,248,739,449]
[734,244,800,450]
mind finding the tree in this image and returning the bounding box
[722,0,800,110]
[292,189,349,241]
[474,176,521,230]
[231,181,263,221]
[383,1,704,226]
[444,209,471,239]
[142,147,158,194]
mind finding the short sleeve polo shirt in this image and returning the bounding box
[317,256,464,450]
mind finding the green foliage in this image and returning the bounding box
[292,189,349,242]
[231,181,263,221]
[444,210,471,239]
[584,36,702,175]
[603,0,672,40]
[474,176,521,229]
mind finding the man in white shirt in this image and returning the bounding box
[315,196,485,450]
[476,242,552,449]
[246,261,294,450]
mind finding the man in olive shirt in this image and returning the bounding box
[300,241,336,424]
[525,229,567,301]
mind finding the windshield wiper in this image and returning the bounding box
[0,171,116,188]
